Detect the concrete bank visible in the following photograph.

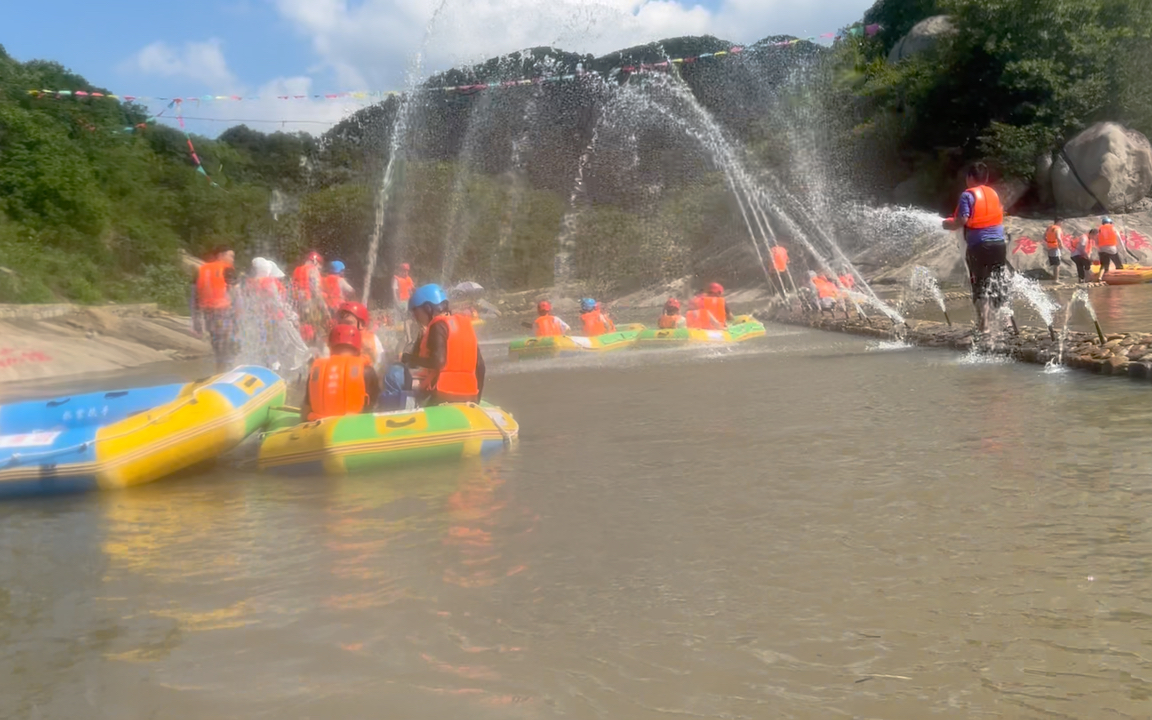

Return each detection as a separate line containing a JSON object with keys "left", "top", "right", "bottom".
{"left": 0, "top": 304, "right": 209, "bottom": 385}
{"left": 757, "top": 306, "right": 1152, "bottom": 381}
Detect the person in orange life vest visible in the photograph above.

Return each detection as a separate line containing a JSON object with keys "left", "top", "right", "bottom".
{"left": 248, "top": 257, "right": 287, "bottom": 301}
{"left": 321, "top": 260, "right": 354, "bottom": 313}
{"left": 300, "top": 324, "right": 381, "bottom": 421}
{"left": 534, "top": 301, "right": 570, "bottom": 337}
{"left": 1044, "top": 219, "right": 1065, "bottom": 284}
{"left": 1097, "top": 216, "right": 1125, "bottom": 275}
{"left": 292, "top": 250, "right": 323, "bottom": 304}
{"left": 336, "top": 301, "right": 384, "bottom": 367}
{"left": 392, "top": 263, "right": 416, "bottom": 309}
{"left": 658, "top": 298, "right": 686, "bottom": 329}
{"left": 808, "top": 271, "right": 840, "bottom": 313}
{"left": 685, "top": 297, "right": 725, "bottom": 330}
{"left": 770, "top": 245, "right": 789, "bottom": 274}
{"left": 697, "top": 283, "right": 733, "bottom": 326}
{"left": 190, "top": 246, "right": 238, "bottom": 372}
{"left": 837, "top": 268, "right": 856, "bottom": 291}
{"left": 578, "top": 299, "right": 615, "bottom": 336}
{"left": 401, "top": 284, "right": 485, "bottom": 406}
{"left": 942, "top": 162, "right": 1007, "bottom": 334}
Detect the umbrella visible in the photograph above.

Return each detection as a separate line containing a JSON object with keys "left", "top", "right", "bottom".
{"left": 452, "top": 281, "right": 484, "bottom": 294}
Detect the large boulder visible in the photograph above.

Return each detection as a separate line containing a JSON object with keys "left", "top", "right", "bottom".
{"left": 1051, "top": 122, "right": 1152, "bottom": 214}
{"left": 888, "top": 16, "right": 956, "bottom": 64}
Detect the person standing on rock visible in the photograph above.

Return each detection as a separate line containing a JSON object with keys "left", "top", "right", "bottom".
{"left": 1044, "top": 219, "right": 1064, "bottom": 284}
{"left": 1070, "top": 230, "right": 1094, "bottom": 283}
{"left": 1097, "top": 217, "right": 1124, "bottom": 275}
{"left": 942, "top": 162, "right": 1007, "bottom": 334}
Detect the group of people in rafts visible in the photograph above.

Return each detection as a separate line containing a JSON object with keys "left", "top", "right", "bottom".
{"left": 191, "top": 248, "right": 481, "bottom": 423}
{"left": 531, "top": 283, "right": 737, "bottom": 338}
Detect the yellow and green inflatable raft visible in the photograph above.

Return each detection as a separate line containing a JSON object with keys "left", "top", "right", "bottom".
{"left": 508, "top": 324, "right": 645, "bottom": 360}
{"left": 634, "top": 316, "right": 767, "bottom": 347}
{"left": 257, "top": 403, "right": 518, "bottom": 476}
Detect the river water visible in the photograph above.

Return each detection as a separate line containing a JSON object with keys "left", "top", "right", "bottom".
{"left": 3, "top": 323, "right": 1152, "bottom": 719}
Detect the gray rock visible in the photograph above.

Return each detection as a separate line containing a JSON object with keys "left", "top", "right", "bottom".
{"left": 888, "top": 16, "right": 957, "bottom": 64}
{"left": 1052, "top": 122, "right": 1152, "bottom": 213}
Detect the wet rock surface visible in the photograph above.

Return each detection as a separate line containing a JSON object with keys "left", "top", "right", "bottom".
{"left": 756, "top": 305, "right": 1152, "bottom": 382}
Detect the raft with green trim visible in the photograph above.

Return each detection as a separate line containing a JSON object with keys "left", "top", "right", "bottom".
{"left": 634, "top": 315, "right": 767, "bottom": 347}
{"left": 508, "top": 324, "right": 645, "bottom": 360}
{"left": 257, "top": 402, "right": 518, "bottom": 476}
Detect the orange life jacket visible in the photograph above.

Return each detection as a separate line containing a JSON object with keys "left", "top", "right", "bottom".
{"left": 322, "top": 274, "right": 345, "bottom": 309}
{"left": 697, "top": 296, "right": 727, "bottom": 326}
{"left": 196, "top": 260, "right": 232, "bottom": 310}
{"left": 1044, "top": 225, "right": 1062, "bottom": 250}
{"left": 958, "top": 185, "right": 1004, "bottom": 229}
{"left": 307, "top": 355, "right": 370, "bottom": 420}
{"left": 394, "top": 275, "right": 415, "bottom": 302}
{"left": 419, "top": 314, "right": 479, "bottom": 401}
{"left": 1098, "top": 224, "right": 1120, "bottom": 249}
{"left": 658, "top": 314, "right": 682, "bottom": 329}
{"left": 770, "top": 246, "right": 789, "bottom": 273}
{"left": 813, "top": 278, "right": 838, "bottom": 299}
{"left": 534, "top": 315, "right": 565, "bottom": 337}
{"left": 581, "top": 311, "right": 609, "bottom": 337}
{"left": 685, "top": 309, "right": 723, "bottom": 330}
{"left": 293, "top": 264, "right": 318, "bottom": 301}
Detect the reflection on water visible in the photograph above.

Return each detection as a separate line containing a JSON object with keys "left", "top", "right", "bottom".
{"left": 3, "top": 326, "right": 1152, "bottom": 718}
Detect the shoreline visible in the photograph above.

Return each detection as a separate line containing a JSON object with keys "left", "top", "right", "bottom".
{"left": 757, "top": 306, "right": 1152, "bottom": 381}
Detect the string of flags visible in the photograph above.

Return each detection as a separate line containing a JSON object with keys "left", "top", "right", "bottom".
{"left": 25, "top": 24, "right": 882, "bottom": 106}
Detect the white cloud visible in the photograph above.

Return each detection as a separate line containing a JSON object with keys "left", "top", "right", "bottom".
{"left": 270, "top": 0, "right": 872, "bottom": 90}
{"left": 126, "top": 38, "right": 242, "bottom": 93}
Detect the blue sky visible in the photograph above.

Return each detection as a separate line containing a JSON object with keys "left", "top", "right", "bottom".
{"left": 4, "top": 0, "right": 874, "bottom": 135}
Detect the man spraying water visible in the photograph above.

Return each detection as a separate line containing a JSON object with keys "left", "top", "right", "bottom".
{"left": 943, "top": 162, "right": 1007, "bottom": 334}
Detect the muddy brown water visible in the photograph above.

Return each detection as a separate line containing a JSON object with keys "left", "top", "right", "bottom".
{"left": 2, "top": 321, "right": 1152, "bottom": 719}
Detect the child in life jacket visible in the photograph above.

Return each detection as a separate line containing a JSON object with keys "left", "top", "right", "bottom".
{"left": 299, "top": 324, "right": 381, "bottom": 421}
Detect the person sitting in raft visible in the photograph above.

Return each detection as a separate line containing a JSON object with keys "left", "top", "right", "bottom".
{"left": 336, "top": 301, "right": 384, "bottom": 368}
{"left": 579, "top": 298, "right": 615, "bottom": 336}
{"left": 685, "top": 297, "right": 725, "bottom": 330}
{"left": 697, "top": 283, "right": 734, "bottom": 326}
{"left": 658, "top": 298, "right": 686, "bottom": 329}
{"left": 1097, "top": 216, "right": 1125, "bottom": 275}
{"left": 300, "top": 324, "right": 381, "bottom": 421}
{"left": 534, "top": 301, "right": 570, "bottom": 337}
{"left": 402, "top": 284, "right": 486, "bottom": 406}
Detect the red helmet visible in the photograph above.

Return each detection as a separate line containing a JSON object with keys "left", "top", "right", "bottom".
{"left": 399, "top": 263, "right": 410, "bottom": 271}
{"left": 328, "top": 324, "right": 362, "bottom": 352}
{"left": 708, "top": 282, "right": 724, "bottom": 296}
{"left": 338, "top": 301, "right": 369, "bottom": 325}
{"left": 665, "top": 297, "right": 681, "bottom": 310}
{"left": 306, "top": 250, "right": 323, "bottom": 264}
{"left": 537, "top": 300, "right": 552, "bottom": 314}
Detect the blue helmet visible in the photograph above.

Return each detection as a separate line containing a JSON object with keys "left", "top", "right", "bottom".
{"left": 1101, "top": 216, "right": 1113, "bottom": 225}
{"left": 329, "top": 260, "right": 346, "bottom": 274}
{"left": 580, "top": 298, "right": 597, "bottom": 313}
{"left": 408, "top": 283, "right": 447, "bottom": 311}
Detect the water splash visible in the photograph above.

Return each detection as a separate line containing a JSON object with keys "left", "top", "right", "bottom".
{"left": 909, "top": 266, "right": 948, "bottom": 324}
{"left": 1007, "top": 274, "right": 1060, "bottom": 328}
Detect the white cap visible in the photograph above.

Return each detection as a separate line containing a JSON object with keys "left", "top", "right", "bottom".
{"left": 251, "top": 257, "right": 271, "bottom": 278}
{"left": 266, "top": 261, "right": 286, "bottom": 279}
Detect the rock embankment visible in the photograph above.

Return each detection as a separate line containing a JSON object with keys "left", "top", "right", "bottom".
{"left": 759, "top": 306, "right": 1152, "bottom": 381}
{"left": 0, "top": 304, "right": 209, "bottom": 385}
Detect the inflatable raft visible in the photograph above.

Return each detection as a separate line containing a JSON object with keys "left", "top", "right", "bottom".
{"left": 508, "top": 325, "right": 645, "bottom": 360}
{"left": 634, "top": 316, "right": 767, "bottom": 347}
{"left": 1102, "top": 266, "right": 1152, "bottom": 285}
{"left": 0, "top": 366, "right": 285, "bottom": 498}
{"left": 257, "top": 402, "right": 518, "bottom": 475}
